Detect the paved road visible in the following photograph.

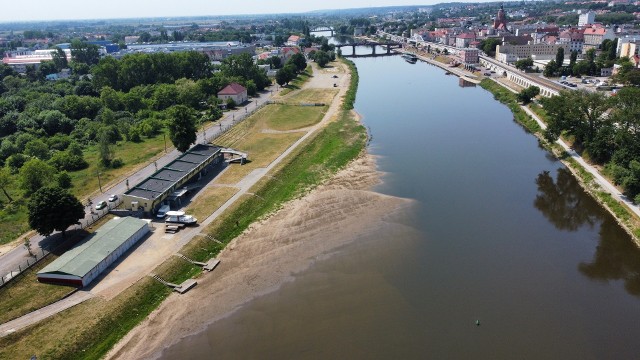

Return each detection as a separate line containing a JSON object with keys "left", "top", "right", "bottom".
{"left": 0, "top": 87, "right": 279, "bottom": 280}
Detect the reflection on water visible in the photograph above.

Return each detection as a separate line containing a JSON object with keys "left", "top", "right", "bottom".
{"left": 534, "top": 169, "right": 598, "bottom": 231}
{"left": 458, "top": 78, "right": 476, "bottom": 88}
{"left": 580, "top": 218, "right": 640, "bottom": 296}
{"left": 535, "top": 168, "right": 640, "bottom": 296}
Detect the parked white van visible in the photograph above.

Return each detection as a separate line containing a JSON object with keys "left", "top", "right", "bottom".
{"left": 156, "top": 204, "right": 170, "bottom": 218}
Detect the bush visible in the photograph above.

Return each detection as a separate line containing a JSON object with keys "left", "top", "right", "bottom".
{"left": 110, "top": 158, "right": 124, "bottom": 169}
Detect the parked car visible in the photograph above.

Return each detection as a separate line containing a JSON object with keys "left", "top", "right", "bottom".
{"left": 108, "top": 194, "right": 118, "bottom": 202}
{"left": 332, "top": 75, "right": 338, "bottom": 78}
{"left": 95, "top": 201, "right": 107, "bottom": 210}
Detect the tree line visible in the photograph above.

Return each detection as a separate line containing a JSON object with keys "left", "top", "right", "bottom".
{"left": 542, "top": 88, "right": 640, "bottom": 202}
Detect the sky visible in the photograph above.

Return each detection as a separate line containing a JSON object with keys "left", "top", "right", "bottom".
{"left": 0, "top": 0, "right": 440, "bottom": 22}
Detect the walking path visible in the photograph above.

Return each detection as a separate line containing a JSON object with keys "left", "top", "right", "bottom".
{"left": 0, "top": 291, "right": 93, "bottom": 337}
{"left": 0, "top": 62, "right": 351, "bottom": 336}
{"left": 522, "top": 106, "right": 640, "bottom": 219}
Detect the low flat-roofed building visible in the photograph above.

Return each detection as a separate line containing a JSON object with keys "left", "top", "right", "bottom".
{"left": 122, "top": 144, "right": 223, "bottom": 214}
{"left": 37, "top": 217, "right": 150, "bottom": 287}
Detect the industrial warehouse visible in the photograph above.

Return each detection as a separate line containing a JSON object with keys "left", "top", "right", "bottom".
{"left": 36, "top": 217, "right": 151, "bottom": 287}
{"left": 122, "top": 144, "right": 224, "bottom": 214}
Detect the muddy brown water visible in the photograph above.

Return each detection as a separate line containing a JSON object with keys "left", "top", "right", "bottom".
{"left": 161, "top": 54, "right": 640, "bottom": 360}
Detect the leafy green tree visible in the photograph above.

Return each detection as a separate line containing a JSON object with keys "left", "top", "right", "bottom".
{"left": 314, "top": 50, "right": 331, "bottom": 67}
{"left": 51, "top": 47, "right": 68, "bottom": 71}
{"left": 542, "top": 90, "right": 611, "bottom": 146}
{"left": 269, "top": 56, "right": 282, "bottom": 69}
{"left": 275, "top": 65, "right": 295, "bottom": 86}
{"left": 515, "top": 57, "right": 533, "bottom": 71}
{"left": 220, "top": 53, "right": 270, "bottom": 91}
{"left": 38, "top": 61, "right": 58, "bottom": 76}
{"left": 19, "top": 158, "right": 57, "bottom": 195}
{"left": 479, "top": 38, "right": 501, "bottom": 57}
{"left": 555, "top": 47, "right": 565, "bottom": 68}
{"left": 0, "top": 167, "right": 14, "bottom": 202}
{"left": 167, "top": 105, "right": 197, "bottom": 153}
{"left": 24, "top": 139, "right": 51, "bottom": 160}
{"left": 543, "top": 60, "right": 558, "bottom": 77}
{"left": 288, "top": 53, "right": 307, "bottom": 73}
{"left": 517, "top": 86, "right": 540, "bottom": 104}
{"left": 28, "top": 186, "right": 84, "bottom": 237}
{"left": 70, "top": 40, "right": 101, "bottom": 66}
{"left": 97, "top": 128, "right": 115, "bottom": 167}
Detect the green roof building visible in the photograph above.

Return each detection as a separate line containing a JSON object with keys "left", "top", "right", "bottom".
{"left": 37, "top": 217, "right": 150, "bottom": 287}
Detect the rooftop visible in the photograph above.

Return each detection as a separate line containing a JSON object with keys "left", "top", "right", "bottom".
{"left": 38, "top": 217, "right": 148, "bottom": 278}
{"left": 125, "top": 144, "right": 220, "bottom": 201}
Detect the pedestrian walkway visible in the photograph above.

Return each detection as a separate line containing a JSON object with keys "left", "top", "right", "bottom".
{"left": 0, "top": 291, "right": 93, "bottom": 338}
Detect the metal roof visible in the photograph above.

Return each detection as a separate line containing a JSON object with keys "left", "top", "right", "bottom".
{"left": 38, "top": 217, "right": 148, "bottom": 278}
{"left": 124, "top": 144, "right": 221, "bottom": 202}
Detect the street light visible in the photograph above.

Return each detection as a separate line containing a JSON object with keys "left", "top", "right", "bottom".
{"left": 163, "top": 133, "right": 167, "bottom": 153}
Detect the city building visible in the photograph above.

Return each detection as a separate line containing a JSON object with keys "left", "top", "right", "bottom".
{"left": 583, "top": 26, "right": 615, "bottom": 51}
{"left": 455, "top": 33, "right": 476, "bottom": 48}
{"left": 496, "top": 43, "right": 569, "bottom": 62}
{"left": 557, "top": 28, "right": 585, "bottom": 53}
{"left": 37, "top": 217, "right": 150, "bottom": 287}
{"left": 460, "top": 48, "right": 479, "bottom": 64}
{"left": 493, "top": 5, "right": 508, "bottom": 31}
{"left": 578, "top": 11, "right": 596, "bottom": 27}
{"left": 218, "top": 83, "right": 248, "bottom": 105}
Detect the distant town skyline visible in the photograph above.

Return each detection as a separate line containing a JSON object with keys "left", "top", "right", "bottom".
{"left": 0, "top": 0, "right": 485, "bottom": 23}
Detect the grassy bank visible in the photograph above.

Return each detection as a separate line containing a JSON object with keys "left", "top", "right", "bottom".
{"left": 0, "top": 61, "right": 367, "bottom": 360}
{"left": 479, "top": 79, "right": 541, "bottom": 134}
{"left": 341, "top": 58, "right": 359, "bottom": 110}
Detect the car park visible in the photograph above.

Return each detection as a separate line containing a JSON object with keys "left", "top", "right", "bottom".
{"left": 95, "top": 201, "right": 107, "bottom": 210}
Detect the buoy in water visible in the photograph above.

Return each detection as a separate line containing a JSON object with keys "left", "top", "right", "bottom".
{"left": 475, "top": 320, "right": 480, "bottom": 326}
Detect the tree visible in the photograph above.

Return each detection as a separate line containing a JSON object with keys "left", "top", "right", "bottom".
{"left": 70, "top": 40, "right": 101, "bottom": 66}
{"left": 543, "top": 60, "right": 558, "bottom": 77}
{"left": 0, "top": 167, "right": 14, "bottom": 202}
{"left": 517, "top": 86, "right": 540, "bottom": 104}
{"left": 269, "top": 56, "right": 282, "bottom": 69}
{"left": 314, "top": 50, "right": 331, "bottom": 67}
{"left": 479, "top": 38, "right": 501, "bottom": 57}
{"left": 51, "top": 47, "right": 68, "bottom": 71}
{"left": 555, "top": 47, "right": 565, "bottom": 69}
{"left": 275, "top": 65, "right": 295, "bottom": 86}
{"left": 28, "top": 186, "right": 84, "bottom": 237}
{"left": 515, "top": 57, "right": 533, "bottom": 71}
{"left": 97, "top": 128, "right": 115, "bottom": 167}
{"left": 167, "top": 105, "right": 197, "bottom": 153}
{"left": 19, "top": 158, "right": 57, "bottom": 195}
{"left": 288, "top": 53, "right": 307, "bottom": 73}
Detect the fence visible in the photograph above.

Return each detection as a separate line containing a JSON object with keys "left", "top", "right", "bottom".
{"left": 0, "top": 198, "right": 123, "bottom": 289}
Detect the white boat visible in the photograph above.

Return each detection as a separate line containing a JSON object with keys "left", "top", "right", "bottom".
{"left": 402, "top": 53, "right": 418, "bottom": 63}
{"left": 165, "top": 211, "right": 198, "bottom": 225}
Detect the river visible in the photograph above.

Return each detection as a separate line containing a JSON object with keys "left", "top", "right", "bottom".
{"left": 160, "top": 50, "right": 640, "bottom": 359}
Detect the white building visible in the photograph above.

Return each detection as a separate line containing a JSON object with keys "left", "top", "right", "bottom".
{"left": 217, "top": 83, "right": 248, "bottom": 105}
{"left": 578, "top": 11, "right": 596, "bottom": 27}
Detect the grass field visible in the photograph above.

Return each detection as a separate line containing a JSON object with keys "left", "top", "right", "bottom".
{"left": 186, "top": 186, "right": 239, "bottom": 222}
{"left": 0, "top": 258, "right": 75, "bottom": 325}
{"left": 285, "top": 88, "right": 338, "bottom": 105}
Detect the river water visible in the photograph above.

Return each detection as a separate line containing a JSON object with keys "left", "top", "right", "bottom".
{"left": 161, "top": 52, "right": 640, "bottom": 359}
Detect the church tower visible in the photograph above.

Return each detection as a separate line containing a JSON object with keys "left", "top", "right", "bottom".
{"left": 493, "top": 5, "right": 508, "bottom": 30}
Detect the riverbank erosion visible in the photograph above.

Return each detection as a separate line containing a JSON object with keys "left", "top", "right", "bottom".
{"left": 106, "top": 153, "right": 413, "bottom": 360}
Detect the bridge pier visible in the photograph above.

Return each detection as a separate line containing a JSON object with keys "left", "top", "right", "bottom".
{"left": 352, "top": 45, "right": 356, "bottom": 55}
{"left": 372, "top": 45, "right": 376, "bottom": 55}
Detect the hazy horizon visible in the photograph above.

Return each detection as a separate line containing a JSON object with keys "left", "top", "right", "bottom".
{"left": 0, "top": 0, "right": 493, "bottom": 23}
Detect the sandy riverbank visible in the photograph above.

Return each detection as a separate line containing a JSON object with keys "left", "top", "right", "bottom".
{"left": 105, "top": 153, "right": 413, "bottom": 360}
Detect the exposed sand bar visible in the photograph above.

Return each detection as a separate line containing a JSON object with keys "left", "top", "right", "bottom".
{"left": 105, "top": 154, "right": 413, "bottom": 360}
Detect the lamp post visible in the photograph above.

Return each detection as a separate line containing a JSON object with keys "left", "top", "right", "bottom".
{"left": 163, "top": 133, "right": 167, "bottom": 153}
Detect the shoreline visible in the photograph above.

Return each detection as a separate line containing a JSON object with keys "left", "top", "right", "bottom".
{"left": 105, "top": 153, "right": 414, "bottom": 360}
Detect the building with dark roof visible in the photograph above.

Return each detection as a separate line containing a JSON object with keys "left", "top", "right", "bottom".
{"left": 122, "top": 144, "right": 223, "bottom": 214}
{"left": 37, "top": 217, "right": 150, "bottom": 287}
